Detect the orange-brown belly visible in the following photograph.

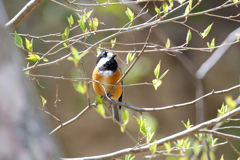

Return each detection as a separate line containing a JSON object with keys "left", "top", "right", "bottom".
{"left": 92, "top": 67, "right": 122, "bottom": 100}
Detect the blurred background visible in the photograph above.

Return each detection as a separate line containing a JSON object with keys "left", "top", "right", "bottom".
{"left": 1, "top": 0, "right": 240, "bottom": 159}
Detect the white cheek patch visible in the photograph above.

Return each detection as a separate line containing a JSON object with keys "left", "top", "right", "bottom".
{"left": 99, "top": 70, "right": 113, "bottom": 77}
{"left": 97, "top": 57, "right": 110, "bottom": 68}
{"left": 107, "top": 52, "right": 114, "bottom": 59}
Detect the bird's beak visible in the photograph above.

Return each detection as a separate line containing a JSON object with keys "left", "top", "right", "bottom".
{"left": 112, "top": 54, "right": 116, "bottom": 59}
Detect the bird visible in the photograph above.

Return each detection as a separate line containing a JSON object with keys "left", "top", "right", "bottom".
{"left": 92, "top": 51, "right": 123, "bottom": 123}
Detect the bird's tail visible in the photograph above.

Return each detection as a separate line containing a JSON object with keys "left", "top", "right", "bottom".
{"left": 112, "top": 104, "right": 122, "bottom": 123}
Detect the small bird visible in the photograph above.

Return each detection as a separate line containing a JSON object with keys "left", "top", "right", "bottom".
{"left": 92, "top": 51, "right": 123, "bottom": 123}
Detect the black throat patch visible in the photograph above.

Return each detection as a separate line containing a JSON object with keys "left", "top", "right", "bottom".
{"left": 99, "top": 58, "right": 118, "bottom": 72}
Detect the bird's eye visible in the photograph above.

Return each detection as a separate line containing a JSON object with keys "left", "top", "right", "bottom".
{"left": 104, "top": 52, "right": 108, "bottom": 57}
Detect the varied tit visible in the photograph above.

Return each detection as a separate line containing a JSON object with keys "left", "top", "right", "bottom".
{"left": 92, "top": 51, "right": 123, "bottom": 123}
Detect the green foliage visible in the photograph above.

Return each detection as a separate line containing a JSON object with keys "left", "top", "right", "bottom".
{"left": 225, "top": 95, "right": 236, "bottom": 110}
{"left": 150, "top": 140, "right": 157, "bottom": 154}
{"left": 208, "top": 136, "right": 218, "bottom": 147}
{"left": 26, "top": 54, "right": 48, "bottom": 62}
{"left": 67, "top": 46, "right": 89, "bottom": 67}
{"left": 155, "top": 7, "right": 161, "bottom": 16}
{"left": 218, "top": 103, "right": 228, "bottom": 117}
{"left": 147, "top": 131, "right": 155, "bottom": 144}
{"left": 201, "top": 23, "right": 214, "bottom": 38}
{"left": 134, "top": 116, "right": 150, "bottom": 135}
{"left": 67, "top": 15, "right": 74, "bottom": 28}
{"left": 152, "top": 61, "right": 169, "bottom": 90}
{"left": 164, "top": 141, "right": 171, "bottom": 153}
{"left": 186, "top": 29, "right": 192, "bottom": 43}
{"left": 120, "top": 109, "right": 130, "bottom": 133}
{"left": 125, "top": 154, "right": 135, "bottom": 160}
{"left": 152, "top": 79, "right": 162, "bottom": 90}
{"left": 41, "top": 96, "right": 47, "bottom": 107}
{"left": 220, "top": 154, "right": 224, "bottom": 160}
{"left": 74, "top": 81, "right": 87, "bottom": 94}
{"left": 94, "top": 97, "right": 105, "bottom": 117}
{"left": 126, "top": 52, "right": 136, "bottom": 64}
{"left": 25, "top": 38, "right": 33, "bottom": 52}
{"left": 165, "top": 38, "right": 170, "bottom": 48}
{"left": 207, "top": 38, "right": 215, "bottom": 50}
{"left": 125, "top": 7, "right": 134, "bottom": 22}
{"left": 92, "top": 17, "right": 99, "bottom": 31}
{"left": 14, "top": 31, "right": 23, "bottom": 49}
{"left": 78, "top": 15, "right": 85, "bottom": 33}
{"left": 111, "top": 38, "right": 116, "bottom": 48}
{"left": 163, "top": 3, "right": 169, "bottom": 14}
{"left": 182, "top": 119, "right": 193, "bottom": 129}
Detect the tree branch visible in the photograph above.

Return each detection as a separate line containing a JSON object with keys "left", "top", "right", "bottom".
{"left": 5, "top": 0, "right": 44, "bottom": 29}
{"left": 62, "top": 105, "right": 240, "bottom": 160}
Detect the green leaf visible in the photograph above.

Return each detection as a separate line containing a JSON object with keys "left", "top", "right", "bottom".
{"left": 186, "top": 29, "right": 192, "bottom": 43}
{"left": 152, "top": 79, "right": 162, "bottom": 90}
{"left": 93, "top": 17, "right": 98, "bottom": 31}
{"left": 70, "top": 46, "right": 79, "bottom": 60}
{"left": 163, "top": 3, "right": 169, "bottom": 14}
{"left": 86, "top": 10, "right": 93, "bottom": 18}
{"left": 67, "top": 15, "right": 74, "bottom": 27}
{"left": 220, "top": 155, "right": 224, "bottom": 160}
{"left": 26, "top": 54, "right": 40, "bottom": 62}
{"left": 78, "top": 15, "right": 85, "bottom": 33}
{"left": 147, "top": 131, "right": 154, "bottom": 144}
{"left": 154, "top": 61, "right": 161, "bottom": 79}
{"left": 225, "top": 95, "right": 236, "bottom": 110}
{"left": 159, "top": 69, "right": 169, "bottom": 80}
{"left": 120, "top": 125, "right": 126, "bottom": 133}
{"left": 218, "top": 103, "right": 227, "bottom": 117}
{"left": 94, "top": 97, "right": 105, "bottom": 117}
{"left": 189, "top": 0, "right": 193, "bottom": 8}
{"left": 233, "top": 0, "right": 238, "bottom": 2}
{"left": 184, "top": 4, "right": 190, "bottom": 15}
{"left": 183, "top": 138, "right": 190, "bottom": 149}
{"left": 207, "top": 38, "right": 215, "bottom": 49}
{"left": 64, "top": 27, "right": 69, "bottom": 39}
{"left": 41, "top": 96, "right": 47, "bottom": 107}
{"left": 140, "top": 120, "right": 146, "bottom": 134}
{"left": 134, "top": 116, "right": 142, "bottom": 126}
{"left": 126, "top": 52, "right": 136, "bottom": 64}
{"left": 165, "top": 38, "right": 170, "bottom": 48}
{"left": 14, "top": 31, "right": 23, "bottom": 48}
{"left": 125, "top": 154, "right": 135, "bottom": 160}
{"left": 68, "top": 46, "right": 89, "bottom": 67}
{"left": 125, "top": 7, "right": 134, "bottom": 22}
{"left": 74, "top": 82, "right": 87, "bottom": 94}
{"left": 111, "top": 38, "right": 116, "bottom": 48}
{"left": 150, "top": 140, "right": 157, "bottom": 154}
{"left": 193, "top": 140, "right": 200, "bottom": 154}
{"left": 201, "top": 23, "right": 214, "bottom": 38}
{"left": 182, "top": 119, "right": 193, "bottom": 129}
{"left": 121, "top": 109, "right": 129, "bottom": 123}
{"left": 164, "top": 141, "right": 171, "bottom": 153}
{"left": 155, "top": 7, "right": 161, "bottom": 16}
{"left": 169, "top": 0, "right": 174, "bottom": 8}
{"left": 25, "top": 38, "right": 33, "bottom": 51}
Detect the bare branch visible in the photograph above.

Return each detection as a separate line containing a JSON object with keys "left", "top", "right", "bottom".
{"left": 5, "top": 0, "right": 44, "bottom": 29}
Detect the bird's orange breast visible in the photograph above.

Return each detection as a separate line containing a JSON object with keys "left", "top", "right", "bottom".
{"left": 92, "top": 67, "right": 122, "bottom": 100}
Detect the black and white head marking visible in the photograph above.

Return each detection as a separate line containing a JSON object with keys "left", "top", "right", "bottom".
{"left": 96, "top": 51, "right": 118, "bottom": 76}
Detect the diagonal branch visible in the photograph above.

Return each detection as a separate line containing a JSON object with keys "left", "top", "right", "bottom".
{"left": 5, "top": 0, "right": 44, "bottom": 29}
{"left": 61, "top": 105, "right": 240, "bottom": 160}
